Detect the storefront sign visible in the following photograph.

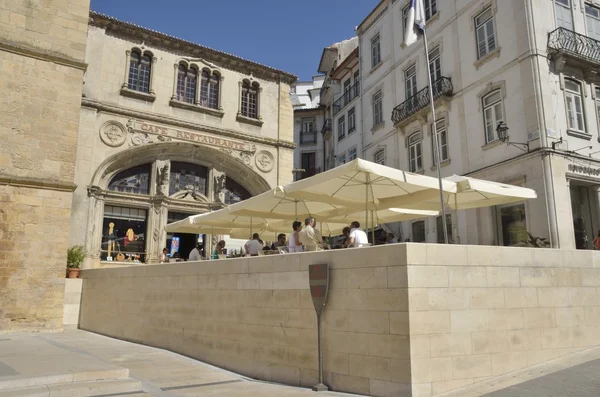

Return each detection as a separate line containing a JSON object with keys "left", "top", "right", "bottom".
{"left": 134, "top": 121, "right": 251, "bottom": 152}
{"left": 568, "top": 164, "right": 600, "bottom": 177}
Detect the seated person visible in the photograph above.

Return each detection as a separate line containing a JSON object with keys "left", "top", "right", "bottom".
{"left": 271, "top": 234, "right": 287, "bottom": 250}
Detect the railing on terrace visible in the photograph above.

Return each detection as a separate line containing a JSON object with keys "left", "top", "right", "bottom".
{"left": 391, "top": 77, "right": 453, "bottom": 125}
{"left": 333, "top": 81, "right": 360, "bottom": 116}
{"left": 548, "top": 27, "right": 600, "bottom": 65}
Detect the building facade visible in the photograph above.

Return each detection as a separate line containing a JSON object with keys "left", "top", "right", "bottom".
{"left": 0, "top": 0, "right": 90, "bottom": 331}
{"left": 73, "top": 13, "right": 296, "bottom": 268}
{"left": 351, "top": 0, "right": 600, "bottom": 249}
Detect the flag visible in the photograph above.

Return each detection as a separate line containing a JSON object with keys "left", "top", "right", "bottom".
{"left": 403, "top": 0, "right": 426, "bottom": 48}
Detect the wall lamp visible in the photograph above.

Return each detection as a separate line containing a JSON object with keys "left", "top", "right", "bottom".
{"left": 496, "top": 122, "right": 530, "bottom": 153}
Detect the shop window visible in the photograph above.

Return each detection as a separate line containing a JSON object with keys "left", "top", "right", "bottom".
{"left": 412, "top": 220, "right": 426, "bottom": 242}
{"left": 224, "top": 178, "right": 251, "bottom": 204}
{"left": 497, "top": 203, "right": 527, "bottom": 246}
{"left": 169, "top": 162, "right": 208, "bottom": 196}
{"left": 108, "top": 164, "right": 151, "bottom": 195}
{"left": 101, "top": 205, "right": 147, "bottom": 262}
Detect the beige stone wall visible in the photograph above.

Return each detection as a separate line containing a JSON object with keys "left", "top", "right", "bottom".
{"left": 0, "top": 0, "right": 89, "bottom": 331}
{"left": 63, "top": 279, "right": 83, "bottom": 328}
{"left": 78, "top": 244, "right": 600, "bottom": 396}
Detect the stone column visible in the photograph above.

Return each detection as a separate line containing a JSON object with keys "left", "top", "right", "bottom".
{"left": 122, "top": 50, "right": 131, "bottom": 89}
{"left": 84, "top": 186, "right": 105, "bottom": 269}
{"left": 149, "top": 56, "right": 158, "bottom": 95}
{"left": 218, "top": 75, "right": 224, "bottom": 110}
{"left": 237, "top": 81, "right": 243, "bottom": 116}
{"left": 147, "top": 196, "right": 169, "bottom": 265}
{"left": 171, "top": 63, "right": 179, "bottom": 100}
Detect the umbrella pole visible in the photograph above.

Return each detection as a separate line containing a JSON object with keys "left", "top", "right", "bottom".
{"left": 371, "top": 210, "right": 375, "bottom": 245}
{"left": 424, "top": 30, "right": 449, "bottom": 244}
{"left": 295, "top": 201, "right": 298, "bottom": 221}
{"left": 365, "top": 178, "right": 369, "bottom": 235}
{"left": 454, "top": 194, "right": 459, "bottom": 244}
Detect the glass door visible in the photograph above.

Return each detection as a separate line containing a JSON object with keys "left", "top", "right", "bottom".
{"left": 570, "top": 184, "right": 594, "bottom": 250}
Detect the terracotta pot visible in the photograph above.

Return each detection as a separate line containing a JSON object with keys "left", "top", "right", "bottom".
{"left": 67, "top": 268, "right": 80, "bottom": 279}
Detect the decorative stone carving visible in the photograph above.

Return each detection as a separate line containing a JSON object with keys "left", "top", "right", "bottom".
{"left": 156, "top": 160, "right": 170, "bottom": 196}
{"left": 213, "top": 170, "right": 227, "bottom": 204}
{"left": 99, "top": 121, "right": 127, "bottom": 147}
{"left": 220, "top": 143, "right": 256, "bottom": 168}
{"left": 153, "top": 229, "right": 159, "bottom": 241}
{"left": 181, "top": 185, "right": 204, "bottom": 201}
{"left": 255, "top": 150, "right": 274, "bottom": 173}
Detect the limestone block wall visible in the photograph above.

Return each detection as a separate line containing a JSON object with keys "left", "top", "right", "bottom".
{"left": 78, "top": 244, "right": 600, "bottom": 397}
{"left": 0, "top": 0, "right": 90, "bottom": 331}
{"left": 63, "top": 279, "right": 83, "bottom": 329}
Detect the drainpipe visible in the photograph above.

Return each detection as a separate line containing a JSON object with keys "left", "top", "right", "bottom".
{"left": 526, "top": 0, "right": 559, "bottom": 247}
{"left": 322, "top": 106, "right": 327, "bottom": 171}
{"left": 358, "top": 33, "right": 365, "bottom": 158}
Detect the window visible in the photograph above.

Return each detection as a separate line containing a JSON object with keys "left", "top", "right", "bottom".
{"left": 301, "top": 152, "right": 317, "bottom": 179}
{"left": 102, "top": 205, "right": 148, "bottom": 262}
{"left": 354, "top": 69, "right": 360, "bottom": 90}
{"left": 403, "top": 6, "right": 411, "bottom": 42}
{"left": 338, "top": 153, "right": 346, "bottom": 165}
{"left": 348, "top": 107, "right": 356, "bottom": 133}
{"left": 586, "top": 4, "right": 600, "bottom": 41}
{"left": 555, "top": 0, "right": 573, "bottom": 30}
{"left": 483, "top": 90, "right": 504, "bottom": 143}
{"left": 436, "top": 214, "right": 452, "bottom": 243}
{"left": 373, "top": 89, "right": 383, "bottom": 127}
{"left": 201, "top": 70, "right": 220, "bottom": 109}
{"left": 412, "top": 221, "right": 426, "bottom": 243}
{"left": 408, "top": 133, "right": 423, "bottom": 172}
{"left": 338, "top": 115, "right": 346, "bottom": 141}
{"left": 169, "top": 162, "right": 208, "bottom": 196}
{"left": 498, "top": 203, "right": 527, "bottom": 246}
{"left": 128, "top": 50, "right": 152, "bottom": 93}
{"left": 371, "top": 33, "right": 381, "bottom": 68}
{"left": 475, "top": 7, "right": 496, "bottom": 59}
{"left": 348, "top": 147, "right": 357, "bottom": 161}
{"left": 405, "top": 65, "right": 418, "bottom": 99}
{"left": 301, "top": 118, "right": 316, "bottom": 144}
{"left": 241, "top": 80, "right": 260, "bottom": 119}
{"left": 431, "top": 119, "right": 448, "bottom": 164}
{"left": 424, "top": 0, "right": 437, "bottom": 21}
{"left": 224, "top": 178, "right": 251, "bottom": 205}
{"left": 429, "top": 47, "right": 442, "bottom": 95}
{"left": 176, "top": 64, "right": 197, "bottom": 104}
{"left": 596, "top": 87, "right": 600, "bottom": 130}
{"left": 374, "top": 149, "right": 385, "bottom": 165}
{"left": 108, "top": 164, "right": 151, "bottom": 195}
{"left": 565, "top": 79, "right": 586, "bottom": 133}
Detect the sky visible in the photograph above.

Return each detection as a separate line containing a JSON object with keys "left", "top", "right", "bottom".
{"left": 90, "top": 0, "right": 379, "bottom": 82}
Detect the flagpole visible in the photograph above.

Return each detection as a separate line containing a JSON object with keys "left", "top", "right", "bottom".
{"left": 422, "top": 30, "right": 449, "bottom": 244}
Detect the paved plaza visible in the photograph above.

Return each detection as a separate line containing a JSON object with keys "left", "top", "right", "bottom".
{"left": 0, "top": 330, "right": 599, "bottom": 396}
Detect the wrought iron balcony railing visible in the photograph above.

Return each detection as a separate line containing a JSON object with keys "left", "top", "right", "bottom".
{"left": 333, "top": 80, "right": 360, "bottom": 116}
{"left": 548, "top": 27, "right": 600, "bottom": 65}
{"left": 321, "top": 119, "right": 332, "bottom": 134}
{"left": 391, "top": 77, "right": 453, "bottom": 125}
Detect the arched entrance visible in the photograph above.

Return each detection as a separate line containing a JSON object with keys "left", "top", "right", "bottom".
{"left": 84, "top": 142, "right": 271, "bottom": 267}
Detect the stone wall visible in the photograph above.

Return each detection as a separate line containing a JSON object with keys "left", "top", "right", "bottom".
{"left": 78, "top": 244, "right": 600, "bottom": 397}
{"left": 0, "top": 0, "right": 89, "bottom": 331}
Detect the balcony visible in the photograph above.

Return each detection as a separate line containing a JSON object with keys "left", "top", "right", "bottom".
{"left": 548, "top": 27, "right": 600, "bottom": 72}
{"left": 333, "top": 81, "right": 360, "bottom": 116}
{"left": 321, "top": 119, "right": 332, "bottom": 134}
{"left": 391, "top": 77, "right": 453, "bottom": 126}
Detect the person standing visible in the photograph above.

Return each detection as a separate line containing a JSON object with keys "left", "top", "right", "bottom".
{"left": 189, "top": 243, "right": 202, "bottom": 261}
{"left": 244, "top": 233, "right": 263, "bottom": 256}
{"left": 298, "top": 217, "right": 322, "bottom": 251}
{"left": 347, "top": 221, "right": 369, "bottom": 248}
{"left": 288, "top": 221, "right": 303, "bottom": 253}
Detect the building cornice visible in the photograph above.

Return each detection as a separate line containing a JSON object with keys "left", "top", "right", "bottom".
{"left": 89, "top": 11, "right": 297, "bottom": 85}
{"left": 0, "top": 175, "right": 77, "bottom": 192}
{"left": 0, "top": 40, "right": 87, "bottom": 71}
{"left": 81, "top": 98, "right": 296, "bottom": 150}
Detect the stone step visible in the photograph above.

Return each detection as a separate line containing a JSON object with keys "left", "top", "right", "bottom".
{"left": 0, "top": 378, "right": 142, "bottom": 397}
{"left": 0, "top": 368, "right": 130, "bottom": 391}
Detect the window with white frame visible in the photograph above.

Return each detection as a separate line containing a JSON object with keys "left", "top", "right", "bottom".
{"left": 348, "top": 147, "right": 357, "bottom": 161}
{"left": 405, "top": 64, "right": 418, "bottom": 111}
{"left": 429, "top": 46, "right": 442, "bottom": 95}
{"left": 338, "top": 153, "right": 346, "bottom": 165}
{"left": 483, "top": 90, "right": 504, "bottom": 143}
{"left": 564, "top": 79, "right": 586, "bottom": 133}
{"left": 408, "top": 132, "right": 423, "bottom": 172}
{"left": 200, "top": 69, "right": 220, "bottom": 109}
{"left": 128, "top": 50, "right": 152, "bottom": 93}
{"left": 348, "top": 107, "right": 356, "bottom": 133}
{"left": 424, "top": 0, "right": 437, "bottom": 21}
{"left": 338, "top": 115, "right": 346, "bottom": 141}
{"left": 371, "top": 32, "right": 381, "bottom": 68}
{"left": 412, "top": 220, "right": 426, "bottom": 242}
{"left": 373, "top": 89, "right": 383, "bottom": 127}
{"left": 403, "top": 6, "right": 411, "bottom": 42}
{"left": 301, "top": 118, "right": 316, "bottom": 144}
{"left": 555, "top": 0, "right": 574, "bottom": 30}
{"left": 176, "top": 63, "right": 197, "bottom": 103}
{"left": 241, "top": 79, "right": 260, "bottom": 119}
{"left": 475, "top": 7, "right": 496, "bottom": 59}
{"left": 586, "top": 4, "right": 600, "bottom": 40}
{"left": 374, "top": 149, "right": 385, "bottom": 165}
{"left": 431, "top": 119, "right": 448, "bottom": 165}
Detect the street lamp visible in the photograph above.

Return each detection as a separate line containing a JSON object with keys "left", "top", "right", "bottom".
{"left": 496, "top": 122, "right": 530, "bottom": 152}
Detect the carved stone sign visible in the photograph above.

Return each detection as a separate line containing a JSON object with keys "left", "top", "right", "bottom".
{"left": 99, "top": 121, "right": 126, "bottom": 147}
{"left": 308, "top": 264, "right": 330, "bottom": 314}
{"left": 255, "top": 150, "right": 274, "bottom": 173}
{"left": 131, "top": 120, "right": 251, "bottom": 152}
{"left": 568, "top": 163, "right": 600, "bottom": 177}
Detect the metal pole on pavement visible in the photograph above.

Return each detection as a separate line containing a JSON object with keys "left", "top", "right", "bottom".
{"left": 423, "top": 30, "right": 449, "bottom": 244}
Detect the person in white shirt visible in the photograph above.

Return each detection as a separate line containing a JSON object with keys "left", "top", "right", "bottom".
{"left": 288, "top": 221, "right": 304, "bottom": 253}
{"left": 348, "top": 221, "right": 369, "bottom": 248}
{"left": 298, "top": 217, "right": 323, "bottom": 251}
{"left": 244, "top": 233, "right": 263, "bottom": 256}
{"left": 188, "top": 243, "right": 202, "bottom": 261}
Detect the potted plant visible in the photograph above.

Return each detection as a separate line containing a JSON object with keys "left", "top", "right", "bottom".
{"left": 67, "top": 245, "right": 85, "bottom": 278}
